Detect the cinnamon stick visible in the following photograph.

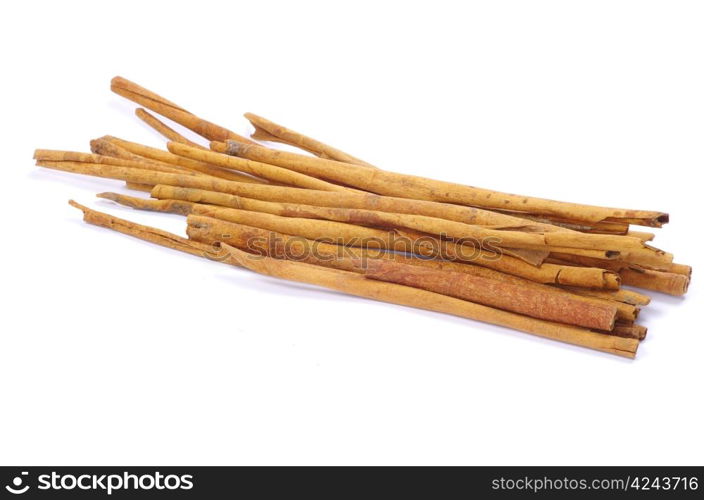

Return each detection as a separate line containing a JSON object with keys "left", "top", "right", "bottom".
{"left": 67, "top": 201, "right": 638, "bottom": 357}
{"left": 94, "top": 136, "right": 267, "bottom": 184}
{"left": 168, "top": 141, "right": 354, "bottom": 192}
{"left": 68, "top": 200, "right": 211, "bottom": 257}
{"left": 361, "top": 259, "right": 617, "bottom": 330}
{"left": 111, "top": 77, "right": 256, "bottom": 144}
{"left": 221, "top": 243, "right": 638, "bottom": 358}
{"left": 244, "top": 112, "right": 376, "bottom": 168}
{"left": 184, "top": 215, "right": 634, "bottom": 322}
{"left": 100, "top": 191, "right": 620, "bottom": 290}
{"left": 135, "top": 108, "right": 206, "bottom": 149}
{"left": 34, "top": 149, "right": 194, "bottom": 176}
{"left": 213, "top": 140, "right": 669, "bottom": 227}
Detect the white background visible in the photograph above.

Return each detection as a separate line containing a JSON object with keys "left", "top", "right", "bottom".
{"left": 1, "top": 1, "right": 702, "bottom": 465}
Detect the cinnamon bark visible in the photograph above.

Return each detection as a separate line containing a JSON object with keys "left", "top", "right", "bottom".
{"left": 221, "top": 244, "right": 638, "bottom": 358}
{"left": 135, "top": 108, "right": 206, "bottom": 149}
{"left": 95, "top": 136, "right": 267, "bottom": 184}
{"left": 34, "top": 149, "right": 194, "bottom": 176}
{"left": 244, "top": 112, "right": 376, "bottom": 168}
{"left": 213, "top": 140, "right": 669, "bottom": 227}
{"left": 168, "top": 141, "right": 354, "bottom": 192}
{"left": 111, "top": 77, "right": 255, "bottom": 144}
{"left": 361, "top": 259, "right": 617, "bottom": 330}
{"left": 99, "top": 192, "right": 620, "bottom": 290}
{"left": 67, "top": 201, "right": 638, "bottom": 358}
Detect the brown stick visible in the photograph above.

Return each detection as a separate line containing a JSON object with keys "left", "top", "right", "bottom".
{"left": 125, "top": 182, "right": 154, "bottom": 192}
{"left": 111, "top": 76, "right": 256, "bottom": 144}
{"left": 244, "top": 112, "right": 376, "bottom": 168}
{"left": 135, "top": 108, "right": 206, "bottom": 149}
{"left": 669, "top": 263, "right": 693, "bottom": 278}
{"left": 187, "top": 215, "right": 626, "bottom": 330}
{"left": 221, "top": 243, "right": 638, "bottom": 358}
{"left": 213, "top": 140, "right": 669, "bottom": 227}
{"left": 33, "top": 161, "right": 620, "bottom": 290}
{"left": 619, "top": 268, "right": 690, "bottom": 296}
{"left": 185, "top": 215, "right": 633, "bottom": 322}
{"left": 148, "top": 182, "right": 560, "bottom": 230}
{"left": 100, "top": 191, "right": 620, "bottom": 290}
{"left": 148, "top": 181, "right": 646, "bottom": 253}
{"left": 66, "top": 201, "right": 637, "bottom": 357}
{"left": 558, "top": 286, "right": 651, "bottom": 306}
{"left": 68, "top": 200, "right": 212, "bottom": 257}
{"left": 609, "top": 323, "right": 648, "bottom": 340}
{"left": 168, "top": 141, "right": 355, "bottom": 192}
{"left": 360, "top": 259, "right": 617, "bottom": 330}
{"left": 95, "top": 136, "right": 267, "bottom": 184}
{"left": 34, "top": 149, "right": 195, "bottom": 176}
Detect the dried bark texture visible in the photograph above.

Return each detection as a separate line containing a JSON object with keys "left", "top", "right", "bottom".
{"left": 221, "top": 243, "right": 638, "bottom": 358}
{"left": 111, "top": 77, "right": 256, "bottom": 144}
{"left": 244, "top": 112, "right": 376, "bottom": 168}
{"left": 125, "top": 182, "right": 154, "bottom": 192}
{"left": 106, "top": 192, "right": 619, "bottom": 289}
{"left": 168, "top": 141, "right": 353, "bottom": 192}
{"left": 619, "top": 268, "right": 690, "bottom": 296}
{"left": 669, "top": 263, "right": 693, "bottom": 278}
{"left": 558, "top": 286, "right": 651, "bottom": 306}
{"left": 66, "top": 200, "right": 640, "bottom": 357}
{"left": 148, "top": 182, "right": 559, "bottom": 230}
{"left": 148, "top": 179, "right": 647, "bottom": 253}
{"left": 214, "top": 140, "right": 669, "bottom": 227}
{"left": 34, "top": 149, "right": 194, "bottom": 176}
{"left": 96, "top": 136, "right": 267, "bottom": 184}
{"left": 187, "top": 215, "right": 620, "bottom": 329}
{"left": 34, "top": 159, "right": 622, "bottom": 290}
{"left": 362, "top": 259, "right": 617, "bottom": 330}
{"left": 135, "top": 108, "right": 206, "bottom": 149}
{"left": 609, "top": 323, "right": 648, "bottom": 340}
{"left": 68, "top": 200, "right": 211, "bottom": 257}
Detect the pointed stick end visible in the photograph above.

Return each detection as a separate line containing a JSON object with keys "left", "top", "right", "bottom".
{"left": 96, "top": 192, "right": 119, "bottom": 202}
{"left": 68, "top": 199, "right": 88, "bottom": 213}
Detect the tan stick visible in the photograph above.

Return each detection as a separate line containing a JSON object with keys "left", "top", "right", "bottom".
{"left": 95, "top": 136, "right": 267, "bottom": 184}
{"left": 619, "top": 268, "right": 690, "bottom": 296}
{"left": 148, "top": 180, "right": 646, "bottom": 253}
{"left": 609, "top": 323, "right": 648, "bottom": 340}
{"left": 111, "top": 76, "right": 256, "bottom": 144}
{"left": 558, "top": 286, "right": 651, "bottom": 306}
{"left": 550, "top": 254, "right": 690, "bottom": 296}
{"left": 34, "top": 149, "right": 195, "bottom": 176}
{"left": 627, "top": 231, "right": 655, "bottom": 242}
{"left": 187, "top": 216, "right": 623, "bottom": 330}
{"left": 550, "top": 251, "right": 674, "bottom": 274}
{"left": 670, "top": 263, "right": 693, "bottom": 278}
{"left": 125, "top": 182, "right": 154, "bottom": 192}
{"left": 244, "top": 112, "right": 376, "bottom": 168}
{"left": 67, "top": 201, "right": 636, "bottom": 357}
{"left": 89, "top": 138, "right": 195, "bottom": 190}
{"left": 361, "top": 259, "right": 617, "bottom": 330}
{"left": 90, "top": 137, "right": 162, "bottom": 164}
{"left": 506, "top": 213, "right": 631, "bottom": 234}
{"left": 168, "top": 141, "right": 354, "bottom": 192}
{"left": 135, "top": 108, "right": 206, "bottom": 149}
{"left": 148, "top": 182, "right": 559, "bottom": 230}
{"left": 213, "top": 140, "right": 668, "bottom": 227}
{"left": 99, "top": 192, "right": 620, "bottom": 289}
{"left": 221, "top": 243, "right": 638, "bottom": 358}
{"left": 185, "top": 215, "right": 633, "bottom": 322}
{"left": 68, "top": 200, "right": 212, "bottom": 257}
{"left": 32, "top": 161, "right": 619, "bottom": 290}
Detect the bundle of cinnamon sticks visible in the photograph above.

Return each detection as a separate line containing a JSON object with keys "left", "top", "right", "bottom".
{"left": 34, "top": 77, "right": 692, "bottom": 358}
